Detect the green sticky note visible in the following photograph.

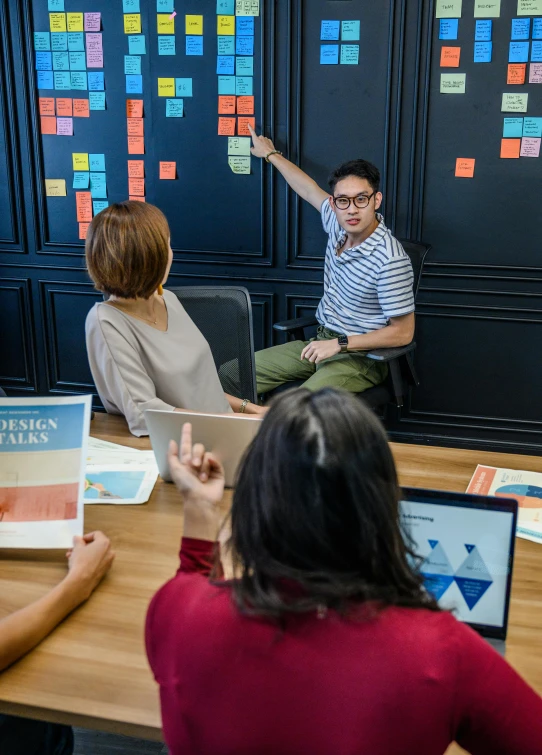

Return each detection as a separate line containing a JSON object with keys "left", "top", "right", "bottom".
{"left": 501, "top": 92, "right": 528, "bottom": 112}
{"left": 166, "top": 98, "right": 184, "bottom": 117}
{"left": 440, "top": 73, "right": 466, "bottom": 93}
{"left": 517, "top": 0, "right": 542, "bottom": 15}
{"left": 228, "top": 156, "right": 251, "bottom": 174}
{"left": 436, "top": 0, "right": 462, "bottom": 18}
{"left": 474, "top": 0, "right": 501, "bottom": 17}
{"left": 341, "top": 20, "right": 360, "bottom": 41}
{"left": 340, "top": 44, "right": 359, "bottom": 64}
{"left": 227, "top": 136, "right": 251, "bottom": 156}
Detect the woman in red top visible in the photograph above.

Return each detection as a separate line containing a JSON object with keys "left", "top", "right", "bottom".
{"left": 146, "top": 388, "right": 542, "bottom": 755}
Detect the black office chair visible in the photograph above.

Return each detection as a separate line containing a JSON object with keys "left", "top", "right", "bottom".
{"left": 167, "top": 286, "right": 258, "bottom": 404}
{"left": 0, "top": 387, "right": 6, "bottom": 397}
{"left": 271, "top": 240, "right": 431, "bottom": 410}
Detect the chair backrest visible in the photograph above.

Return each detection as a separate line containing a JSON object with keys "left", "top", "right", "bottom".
{"left": 0, "top": 387, "right": 6, "bottom": 397}
{"left": 397, "top": 240, "right": 431, "bottom": 299}
{"left": 167, "top": 286, "right": 257, "bottom": 404}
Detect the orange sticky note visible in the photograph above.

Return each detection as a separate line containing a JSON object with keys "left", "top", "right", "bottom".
{"left": 507, "top": 64, "right": 526, "bottom": 85}
{"left": 39, "top": 97, "right": 55, "bottom": 116}
{"left": 159, "top": 161, "right": 176, "bottom": 179}
{"left": 218, "top": 95, "right": 236, "bottom": 114}
{"left": 73, "top": 99, "right": 90, "bottom": 117}
{"left": 455, "top": 158, "right": 475, "bottom": 178}
{"left": 128, "top": 160, "right": 144, "bottom": 178}
{"left": 127, "top": 135, "right": 145, "bottom": 154}
{"left": 440, "top": 46, "right": 460, "bottom": 68}
{"left": 238, "top": 116, "right": 255, "bottom": 136}
{"left": 500, "top": 139, "right": 521, "bottom": 159}
{"left": 128, "top": 177, "right": 145, "bottom": 196}
{"left": 40, "top": 116, "right": 57, "bottom": 134}
{"left": 56, "top": 98, "right": 73, "bottom": 116}
{"left": 129, "top": 195, "right": 146, "bottom": 202}
{"left": 79, "top": 222, "right": 90, "bottom": 240}
{"left": 218, "top": 117, "right": 236, "bottom": 135}
{"left": 126, "top": 99, "right": 143, "bottom": 118}
{"left": 76, "top": 191, "right": 93, "bottom": 222}
{"left": 237, "top": 96, "right": 254, "bottom": 115}
{"left": 127, "top": 117, "right": 144, "bottom": 136}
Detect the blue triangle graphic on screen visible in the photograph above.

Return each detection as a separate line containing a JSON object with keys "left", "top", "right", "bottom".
{"left": 420, "top": 540, "right": 455, "bottom": 601}
{"left": 454, "top": 545, "right": 493, "bottom": 610}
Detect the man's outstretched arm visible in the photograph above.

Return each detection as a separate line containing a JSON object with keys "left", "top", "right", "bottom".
{"left": 249, "top": 125, "right": 329, "bottom": 211}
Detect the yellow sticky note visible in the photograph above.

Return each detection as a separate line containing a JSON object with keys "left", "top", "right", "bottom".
{"left": 474, "top": 0, "right": 501, "bottom": 17}
{"left": 158, "top": 78, "right": 175, "bottom": 97}
{"left": 49, "top": 12, "right": 67, "bottom": 32}
{"left": 45, "top": 179, "right": 67, "bottom": 197}
{"left": 435, "top": 0, "right": 462, "bottom": 18}
{"left": 72, "top": 153, "right": 89, "bottom": 171}
{"left": 217, "top": 15, "right": 235, "bottom": 34}
{"left": 518, "top": 0, "right": 542, "bottom": 15}
{"left": 67, "top": 13, "right": 84, "bottom": 32}
{"left": 228, "top": 156, "right": 251, "bottom": 174}
{"left": 236, "top": 0, "right": 259, "bottom": 15}
{"left": 157, "top": 14, "right": 175, "bottom": 34}
{"left": 185, "top": 14, "right": 203, "bottom": 34}
{"left": 124, "top": 14, "right": 141, "bottom": 34}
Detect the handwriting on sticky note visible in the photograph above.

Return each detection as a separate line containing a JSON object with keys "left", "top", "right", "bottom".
{"left": 217, "top": 15, "right": 235, "bottom": 35}
{"left": 41, "top": 116, "right": 57, "bottom": 134}
{"left": 45, "top": 179, "right": 66, "bottom": 196}
{"left": 501, "top": 92, "right": 528, "bottom": 112}
{"left": 67, "top": 12, "right": 83, "bottom": 32}
{"left": 440, "top": 73, "right": 466, "bottom": 92}
{"left": 440, "top": 46, "right": 460, "bottom": 67}
{"left": 517, "top": 0, "right": 542, "bottom": 16}
{"left": 73, "top": 152, "right": 89, "bottom": 171}
{"left": 228, "top": 156, "right": 251, "bottom": 174}
{"left": 237, "top": 116, "right": 255, "bottom": 136}
{"left": 455, "top": 158, "right": 475, "bottom": 177}
{"left": 73, "top": 99, "right": 89, "bottom": 117}
{"left": 157, "top": 14, "right": 175, "bottom": 33}
{"left": 84, "top": 12, "right": 101, "bottom": 31}
{"left": 129, "top": 195, "right": 146, "bottom": 202}
{"left": 218, "top": 117, "right": 236, "bottom": 135}
{"left": 474, "top": 0, "right": 501, "bottom": 17}
{"left": 76, "top": 191, "right": 93, "bottom": 221}
{"left": 128, "top": 160, "right": 145, "bottom": 178}
{"left": 185, "top": 14, "right": 203, "bottom": 34}
{"left": 435, "top": 1, "right": 462, "bottom": 19}
{"left": 127, "top": 136, "right": 145, "bottom": 154}
{"left": 530, "top": 63, "right": 542, "bottom": 83}
{"left": 127, "top": 117, "right": 144, "bottom": 136}
{"left": 56, "top": 97, "right": 72, "bottom": 116}
{"left": 520, "top": 137, "right": 541, "bottom": 156}
{"left": 128, "top": 177, "right": 145, "bottom": 196}
{"left": 124, "top": 14, "right": 141, "bottom": 34}
{"left": 49, "top": 13, "right": 67, "bottom": 32}
{"left": 507, "top": 64, "right": 526, "bottom": 84}
{"left": 126, "top": 99, "right": 143, "bottom": 118}
{"left": 227, "top": 136, "right": 251, "bottom": 156}
{"left": 56, "top": 116, "right": 73, "bottom": 135}
{"left": 158, "top": 78, "right": 175, "bottom": 97}
{"left": 500, "top": 138, "right": 521, "bottom": 158}
{"left": 39, "top": 97, "right": 55, "bottom": 115}
{"left": 237, "top": 95, "right": 254, "bottom": 114}
{"left": 160, "top": 161, "right": 176, "bottom": 179}
{"left": 79, "top": 222, "right": 90, "bottom": 240}
{"left": 218, "top": 95, "right": 236, "bottom": 114}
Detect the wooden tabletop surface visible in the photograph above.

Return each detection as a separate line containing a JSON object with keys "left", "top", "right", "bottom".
{"left": 1, "top": 412, "right": 541, "bottom": 750}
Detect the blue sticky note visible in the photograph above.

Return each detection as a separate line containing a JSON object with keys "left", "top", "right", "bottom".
{"left": 218, "top": 36, "right": 235, "bottom": 55}
{"left": 36, "top": 52, "right": 52, "bottom": 70}
{"left": 175, "top": 78, "right": 193, "bottom": 96}
{"left": 53, "top": 71, "right": 70, "bottom": 89}
{"left": 51, "top": 32, "right": 67, "bottom": 51}
{"left": 48, "top": 0, "right": 64, "bottom": 9}
{"left": 70, "top": 72, "right": 87, "bottom": 90}
{"left": 34, "top": 32, "right": 51, "bottom": 51}
{"left": 90, "top": 172, "right": 107, "bottom": 199}
{"left": 534, "top": 19, "right": 542, "bottom": 39}
{"left": 73, "top": 172, "right": 90, "bottom": 189}
{"left": 340, "top": 44, "right": 359, "bottom": 65}
{"left": 236, "top": 35, "right": 254, "bottom": 55}
{"left": 89, "top": 91, "right": 106, "bottom": 110}
{"left": 218, "top": 75, "right": 236, "bottom": 94}
{"left": 37, "top": 70, "right": 54, "bottom": 89}
{"left": 157, "top": 0, "right": 173, "bottom": 10}
{"left": 216, "top": 0, "right": 234, "bottom": 13}
{"left": 128, "top": 35, "right": 146, "bottom": 55}
{"left": 67, "top": 32, "right": 84, "bottom": 51}
{"left": 69, "top": 51, "right": 86, "bottom": 70}
{"left": 342, "top": 20, "right": 360, "bottom": 41}
{"left": 235, "top": 76, "right": 253, "bottom": 95}
{"left": 532, "top": 41, "right": 542, "bottom": 62}
{"left": 158, "top": 36, "right": 175, "bottom": 55}
{"left": 124, "top": 55, "right": 141, "bottom": 74}
{"left": 475, "top": 20, "right": 492, "bottom": 41}
{"left": 236, "top": 17, "right": 254, "bottom": 36}
{"left": 123, "top": 0, "right": 140, "bottom": 12}
{"left": 186, "top": 36, "right": 203, "bottom": 55}
{"left": 217, "top": 55, "right": 235, "bottom": 74}
{"left": 93, "top": 200, "right": 108, "bottom": 214}
{"left": 320, "top": 44, "right": 339, "bottom": 64}
{"left": 52, "top": 51, "right": 69, "bottom": 70}
{"left": 166, "top": 98, "right": 183, "bottom": 117}
{"left": 236, "top": 56, "right": 254, "bottom": 75}
{"left": 503, "top": 118, "right": 523, "bottom": 137}
{"left": 474, "top": 41, "right": 492, "bottom": 63}
{"left": 88, "top": 72, "right": 104, "bottom": 90}
{"left": 523, "top": 117, "right": 542, "bottom": 136}
{"left": 511, "top": 18, "right": 530, "bottom": 40}
{"left": 439, "top": 19, "right": 458, "bottom": 40}
{"left": 321, "top": 20, "right": 340, "bottom": 41}
{"left": 126, "top": 74, "right": 143, "bottom": 94}
{"left": 89, "top": 154, "right": 105, "bottom": 171}
{"left": 509, "top": 42, "right": 529, "bottom": 63}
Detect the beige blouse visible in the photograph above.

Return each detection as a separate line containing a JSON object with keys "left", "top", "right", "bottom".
{"left": 85, "top": 290, "right": 232, "bottom": 436}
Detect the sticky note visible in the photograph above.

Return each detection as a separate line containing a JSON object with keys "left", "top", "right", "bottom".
{"left": 474, "top": 42, "right": 492, "bottom": 62}
{"left": 49, "top": 13, "right": 67, "bottom": 32}
{"left": 186, "top": 15, "right": 203, "bottom": 34}
{"left": 53, "top": 72, "right": 70, "bottom": 89}
{"left": 176, "top": 78, "right": 193, "bottom": 96}
{"left": 124, "top": 14, "right": 141, "bottom": 34}
{"left": 93, "top": 200, "right": 108, "bottom": 214}
{"left": 236, "top": 76, "right": 253, "bottom": 95}
{"left": 39, "top": 97, "right": 55, "bottom": 115}
{"left": 186, "top": 36, "right": 203, "bottom": 55}
{"left": 166, "top": 99, "right": 183, "bottom": 117}
{"left": 217, "top": 0, "right": 235, "bottom": 13}
{"left": 157, "top": 14, "right": 175, "bottom": 33}
{"left": 88, "top": 72, "right": 104, "bottom": 90}
{"left": 218, "top": 36, "right": 235, "bottom": 55}
{"left": 48, "top": 0, "right": 64, "bottom": 9}
{"left": 237, "top": 95, "right": 254, "bottom": 114}
{"left": 79, "top": 222, "right": 90, "bottom": 240}
{"left": 218, "top": 75, "right": 236, "bottom": 94}
{"left": 158, "top": 78, "right": 175, "bottom": 96}
{"left": 34, "top": 32, "right": 51, "bottom": 51}
{"left": 76, "top": 191, "right": 93, "bottom": 221}
{"left": 441, "top": 46, "right": 460, "bottom": 67}
{"left": 37, "top": 71, "right": 54, "bottom": 88}
{"left": 236, "top": 56, "right": 254, "bottom": 75}
{"left": 236, "top": 17, "right": 254, "bottom": 35}
{"left": 51, "top": 32, "right": 67, "bottom": 50}
{"left": 227, "top": 136, "right": 251, "bottom": 155}
{"left": 157, "top": 0, "right": 174, "bottom": 9}
{"left": 501, "top": 92, "right": 528, "bottom": 111}
{"left": 340, "top": 45, "right": 359, "bottom": 64}
{"left": 129, "top": 35, "right": 146, "bottom": 54}
{"left": 73, "top": 99, "right": 89, "bottom": 117}
{"left": 509, "top": 42, "right": 529, "bottom": 63}
{"left": 439, "top": 19, "right": 459, "bottom": 39}
{"left": 126, "top": 75, "right": 143, "bottom": 94}
{"left": 128, "top": 177, "right": 145, "bottom": 196}
{"left": 128, "top": 160, "right": 144, "bottom": 177}
{"left": 342, "top": 20, "right": 360, "bottom": 41}
{"left": 523, "top": 117, "right": 542, "bottom": 136}
{"left": 90, "top": 172, "right": 107, "bottom": 199}
{"left": 70, "top": 72, "right": 87, "bottom": 90}
{"left": 160, "top": 161, "right": 176, "bottom": 179}
{"left": 436, "top": 1, "right": 462, "bottom": 18}
{"left": 159, "top": 36, "right": 176, "bottom": 55}
{"left": 123, "top": 0, "right": 140, "bottom": 11}
{"left": 238, "top": 116, "right": 255, "bottom": 135}
{"left": 73, "top": 172, "right": 90, "bottom": 189}
{"left": 86, "top": 48, "right": 103, "bottom": 68}
{"left": 127, "top": 99, "right": 143, "bottom": 117}
{"left": 503, "top": 118, "right": 523, "bottom": 137}
{"left": 56, "top": 98, "right": 72, "bottom": 116}
{"left": 128, "top": 136, "right": 145, "bottom": 154}
{"left": 534, "top": 18, "right": 542, "bottom": 38}
{"left": 529, "top": 62, "right": 542, "bottom": 82}
{"left": 73, "top": 153, "right": 89, "bottom": 170}
{"left": 84, "top": 13, "right": 101, "bottom": 32}
{"left": 219, "top": 95, "right": 236, "bottom": 113}
{"left": 455, "top": 158, "right": 475, "bottom": 177}
{"left": 320, "top": 45, "right": 339, "bottom": 64}
{"left": 218, "top": 117, "right": 236, "bottom": 135}
{"left": 474, "top": 0, "right": 501, "bottom": 16}
{"left": 236, "top": 0, "right": 259, "bottom": 16}
{"left": 228, "top": 156, "right": 251, "bottom": 174}
{"left": 89, "top": 92, "right": 106, "bottom": 110}
{"left": 507, "top": 64, "right": 526, "bottom": 84}
{"left": 125, "top": 55, "right": 142, "bottom": 75}
{"left": 67, "top": 13, "right": 83, "bottom": 32}
{"left": 321, "top": 20, "right": 339, "bottom": 40}
{"left": 217, "top": 16, "right": 235, "bottom": 35}
{"left": 532, "top": 42, "right": 542, "bottom": 61}
{"left": 520, "top": 137, "right": 541, "bottom": 156}
{"left": 440, "top": 73, "right": 466, "bottom": 92}
{"left": 236, "top": 36, "right": 254, "bottom": 55}
{"left": 40, "top": 116, "right": 57, "bottom": 134}
{"left": 36, "top": 52, "right": 53, "bottom": 71}
{"left": 52, "top": 51, "right": 69, "bottom": 70}
{"left": 56, "top": 116, "right": 73, "bottom": 135}
{"left": 67, "top": 32, "right": 84, "bottom": 51}
{"left": 475, "top": 20, "right": 492, "bottom": 40}
{"left": 500, "top": 138, "right": 521, "bottom": 158}
{"left": 89, "top": 154, "right": 105, "bottom": 171}
{"left": 512, "top": 18, "right": 530, "bottom": 39}
{"left": 69, "top": 51, "right": 86, "bottom": 70}
{"left": 517, "top": 0, "right": 542, "bottom": 15}
{"left": 217, "top": 55, "right": 235, "bottom": 74}
{"left": 45, "top": 179, "right": 66, "bottom": 196}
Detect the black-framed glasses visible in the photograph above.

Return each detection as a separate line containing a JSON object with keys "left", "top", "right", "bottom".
{"left": 332, "top": 192, "right": 375, "bottom": 210}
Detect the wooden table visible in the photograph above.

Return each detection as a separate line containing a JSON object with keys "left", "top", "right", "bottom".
{"left": 1, "top": 413, "right": 541, "bottom": 750}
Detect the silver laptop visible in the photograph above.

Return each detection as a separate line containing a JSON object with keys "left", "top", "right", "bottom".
{"left": 145, "top": 410, "right": 262, "bottom": 487}
{"left": 400, "top": 488, "right": 518, "bottom": 654}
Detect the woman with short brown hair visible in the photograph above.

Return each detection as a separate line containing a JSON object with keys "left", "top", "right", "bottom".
{"left": 85, "top": 202, "right": 263, "bottom": 436}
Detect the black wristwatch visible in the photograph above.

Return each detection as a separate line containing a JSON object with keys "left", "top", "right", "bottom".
{"left": 338, "top": 334, "right": 349, "bottom": 353}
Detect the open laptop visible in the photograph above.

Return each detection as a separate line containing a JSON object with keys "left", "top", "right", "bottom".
{"left": 400, "top": 488, "right": 518, "bottom": 654}
{"left": 144, "top": 410, "right": 262, "bottom": 487}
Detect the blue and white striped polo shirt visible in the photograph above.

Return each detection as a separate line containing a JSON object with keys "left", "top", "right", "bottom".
{"left": 315, "top": 201, "right": 414, "bottom": 336}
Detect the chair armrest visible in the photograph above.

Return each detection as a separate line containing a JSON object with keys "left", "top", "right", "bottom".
{"left": 273, "top": 316, "right": 318, "bottom": 333}
{"left": 365, "top": 341, "right": 416, "bottom": 362}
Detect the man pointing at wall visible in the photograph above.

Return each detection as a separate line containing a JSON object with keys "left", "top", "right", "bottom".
{"left": 249, "top": 125, "right": 416, "bottom": 397}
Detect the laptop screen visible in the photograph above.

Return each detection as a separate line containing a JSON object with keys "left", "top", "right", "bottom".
{"left": 400, "top": 489, "right": 517, "bottom": 639}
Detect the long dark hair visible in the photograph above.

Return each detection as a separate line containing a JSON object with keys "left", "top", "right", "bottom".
{"left": 224, "top": 387, "right": 439, "bottom": 619}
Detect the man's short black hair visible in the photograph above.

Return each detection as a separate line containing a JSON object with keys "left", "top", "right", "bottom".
{"left": 328, "top": 159, "right": 381, "bottom": 194}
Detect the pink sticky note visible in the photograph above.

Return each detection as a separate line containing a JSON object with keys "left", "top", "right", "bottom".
{"left": 169, "top": 10, "right": 177, "bottom": 18}
{"left": 86, "top": 33, "right": 103, "bottom": 51}
{"left": 520, "top": 137, "right": 541, "bottom": 158}
{"left": 529, "top": 63, "right": 542, "bottom": 84}
{"left": 84, "top": 12, "right": 101, "bottom": 32}
{"left": 56, "top": 117, "right": 73, "bottom": 136}
{"left": 86, "top": 50, "right": 104, "bottom": 67}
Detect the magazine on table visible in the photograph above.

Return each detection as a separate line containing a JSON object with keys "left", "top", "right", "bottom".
{"left": 84, "top": 437, "right": 159, "bottom": 505}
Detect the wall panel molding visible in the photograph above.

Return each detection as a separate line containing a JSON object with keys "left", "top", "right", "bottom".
{"left": 0, "top": 278, "right": 36, "bottom": 390}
